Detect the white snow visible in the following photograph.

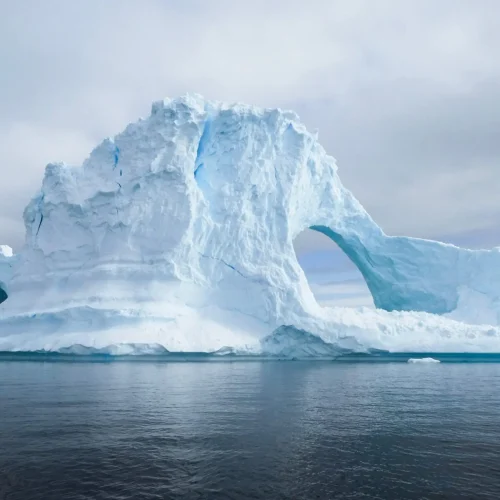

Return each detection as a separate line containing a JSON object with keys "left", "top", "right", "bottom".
{"left": 0, "top": 94, "right": 500, "bottom": 356}
{"left": 0, "top": 246, "right": 13, "bottom": 258}
{"left": 408, "top": 358, "right": 441, "bottom": 364}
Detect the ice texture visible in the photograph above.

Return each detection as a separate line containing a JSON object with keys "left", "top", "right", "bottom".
{"left": 1, "top": 94, "right": 499, "bottom": 355}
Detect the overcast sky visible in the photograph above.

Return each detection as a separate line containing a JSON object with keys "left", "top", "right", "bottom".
{"left": 1, "top": 0, "right": 499, "bottom": 265}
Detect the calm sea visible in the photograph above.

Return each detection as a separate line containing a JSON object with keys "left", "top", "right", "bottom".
{"left": 1, "top": 360, "right": 500, "bottom": 499}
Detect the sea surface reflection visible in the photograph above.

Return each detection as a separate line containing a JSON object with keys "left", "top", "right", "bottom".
{"left": 1, "top": 361, "right": 500, "bottom": 499}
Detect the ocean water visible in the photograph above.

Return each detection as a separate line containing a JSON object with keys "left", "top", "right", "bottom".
{"left": 1, "top": 360, "right": 500, "bottom": 499}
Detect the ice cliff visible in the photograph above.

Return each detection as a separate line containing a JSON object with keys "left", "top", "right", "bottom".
{"left": 1, "top": 94, "right": 499, "bottom": 356}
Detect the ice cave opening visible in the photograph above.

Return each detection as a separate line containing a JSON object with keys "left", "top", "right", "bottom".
{"left": 293, "top": 228, "right": 374, "bottom": 308}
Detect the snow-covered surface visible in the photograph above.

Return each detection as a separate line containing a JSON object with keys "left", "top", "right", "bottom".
{"left": 0, "top": 246, "right": 13, "bottom": 258}
{"left": 1, "top": 94, "right": 500, "bottom": 356}
{"left": 408, "top": 357, "right": 441, "bottom": 364}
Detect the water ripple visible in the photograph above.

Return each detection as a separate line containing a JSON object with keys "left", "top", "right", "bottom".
{"left": 1, "top": 362, "right": 500, "bottom": 499}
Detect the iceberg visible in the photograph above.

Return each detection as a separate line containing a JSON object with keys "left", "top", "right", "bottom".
{"left": 1, "top": 94, "right": 499, "bottom": 355}
{"left": 407, "top": 358, "right": 441, "bottom": 364}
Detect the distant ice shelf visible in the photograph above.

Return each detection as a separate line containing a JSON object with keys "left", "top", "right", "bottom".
{"left": 1, "top": 94, "right": 500, "bottom": 357}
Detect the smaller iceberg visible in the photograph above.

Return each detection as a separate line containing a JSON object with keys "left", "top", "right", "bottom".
{"left": 407, "top": 357, "right": 441, "bottom": 364}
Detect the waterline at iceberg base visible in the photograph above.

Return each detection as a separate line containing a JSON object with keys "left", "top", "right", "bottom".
{"left": 1, "top": 95, "right": 499, "bottom": 357}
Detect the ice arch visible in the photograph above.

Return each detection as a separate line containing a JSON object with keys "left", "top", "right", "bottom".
{"left": 308, "top": 222, "right": 500, "bottom": 317}
{"left": 309, "top": 224, "right": 413, "bottom": 311}
{"left": 308, "top": 224, "right": 454, "bottom": 314}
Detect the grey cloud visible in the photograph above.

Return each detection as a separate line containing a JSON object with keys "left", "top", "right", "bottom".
{"left": 294, "top": 77, "right": 500, "bottom": 242}
{"left": 1, "top": 0, "right": 499, "bottom": 252}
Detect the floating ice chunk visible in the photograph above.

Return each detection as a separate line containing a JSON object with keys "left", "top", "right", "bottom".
{"left": 408, "top": 357, "right": 441, "bottom": 364}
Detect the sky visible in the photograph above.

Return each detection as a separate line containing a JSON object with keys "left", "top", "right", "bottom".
{"left": 1, "top": 0, "right": 499, "bottom": 305}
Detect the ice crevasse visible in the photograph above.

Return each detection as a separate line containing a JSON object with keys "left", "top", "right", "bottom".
{"left": 1, "top": 94, "right": 500, "bottom": 356}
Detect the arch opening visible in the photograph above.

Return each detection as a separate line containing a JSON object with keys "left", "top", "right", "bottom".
{"left": 293, "top": 228, "right": 374, "bottom": 308}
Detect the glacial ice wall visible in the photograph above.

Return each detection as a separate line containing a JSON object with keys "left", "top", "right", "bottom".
{"left": 0, "top": 94, "right": 499, "bottom": 355}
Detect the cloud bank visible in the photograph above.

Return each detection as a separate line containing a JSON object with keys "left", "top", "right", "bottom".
{"left": 1, "top": 0, "right": 499, "bottom": 255}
